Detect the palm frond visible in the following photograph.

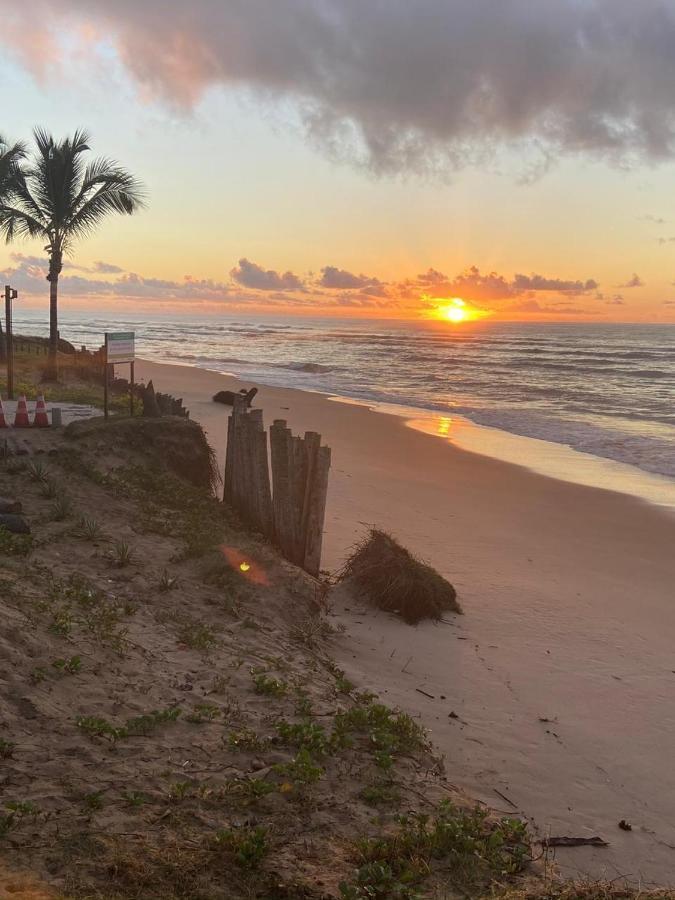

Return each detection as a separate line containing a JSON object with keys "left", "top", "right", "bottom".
{"left": 0, "top": 204, "right": 47, "bottom": 242}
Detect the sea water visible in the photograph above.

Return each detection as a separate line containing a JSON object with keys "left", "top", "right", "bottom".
{"left": 12, "top": 310, "right": 675, "bottom": 487}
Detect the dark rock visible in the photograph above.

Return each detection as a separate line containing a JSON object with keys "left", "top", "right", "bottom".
{"left": 0, "top": 497, "right": 22, "bottom": 514}
{"left": 213, "top": 387, "right": 258, "bottom": 407}
{"left": 0, "top": 514, "right": 30, "bottom": 534}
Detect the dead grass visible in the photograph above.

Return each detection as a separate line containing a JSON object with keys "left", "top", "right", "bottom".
{"left": 338, "top": 528, "right": 461, "bottom": 624}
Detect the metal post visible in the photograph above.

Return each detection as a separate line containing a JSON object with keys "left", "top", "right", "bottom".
{"left": 5, "top": 285, "right": 17, "bottom": 401}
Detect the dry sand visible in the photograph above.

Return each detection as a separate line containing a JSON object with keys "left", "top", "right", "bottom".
{"left": 136, "top": 359, "right": 675, "bottom": 887}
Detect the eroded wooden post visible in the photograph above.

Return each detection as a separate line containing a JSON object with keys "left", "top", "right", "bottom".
{"left": 303, "top": 445, "right": 331, "bottom": 577}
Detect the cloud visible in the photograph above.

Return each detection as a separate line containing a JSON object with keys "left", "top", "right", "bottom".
{"left": 657, "top": 236, "right": 675, "bottom": 245}
{"left": 407, "top": 266, "right": 599, "bottom": 302}
{"left": 617, "top": 273, "right": 645, "bottom": 288}
{"left": 9, "top": 1, "right": 675, "bottom": 175}
{"left": 640, "top": 214, "right": 667, "bottom": 225}
{"left": 93, "top": 260, "right": 124, "bottom": 274}
{"left": 605, "top": 295, "right": 625, "bottom": 305}
{"left": 513, "top": 273, "right": 599, "bottom": 294}
{"left": 230, "top": 258, "right": 304, "bottom": 292}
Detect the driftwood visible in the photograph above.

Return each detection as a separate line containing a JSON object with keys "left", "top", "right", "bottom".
{"left": 0, "top": 514, "right": 30, "bottom": 534}
{"left": 543, "top": 836, "right": 608, "bottom": 848}
{"left": 214, "top": 387, "right": 258, "bottom": 407}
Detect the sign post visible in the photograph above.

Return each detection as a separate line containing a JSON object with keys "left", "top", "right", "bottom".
{"left": 4, "top": 285, "right": 18, "bottom": 400}
{"left": 104, "top": 332, "right": 135, "bottom": 419}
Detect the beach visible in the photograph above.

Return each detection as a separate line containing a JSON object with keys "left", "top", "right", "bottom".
{"left": 137, "top": 358, "right": 675, "bottom": 886}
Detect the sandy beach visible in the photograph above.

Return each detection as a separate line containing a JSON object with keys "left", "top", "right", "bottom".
{"left": 136, "top": 359, "right": 675, "bottom": 887}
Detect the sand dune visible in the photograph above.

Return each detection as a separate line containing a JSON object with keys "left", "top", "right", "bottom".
{"left": 136, "top": 359, "right": 675, "bottom": 886}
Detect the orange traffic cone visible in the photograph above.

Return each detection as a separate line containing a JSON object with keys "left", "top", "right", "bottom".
{"left": 34, "top": 394, "right": 50, "bottom": 428}
{"left": 0, "top": 398, "right": 8, "bottom": 428}
{"left": 13, "top": 395, "right": 31, "bottom": 428}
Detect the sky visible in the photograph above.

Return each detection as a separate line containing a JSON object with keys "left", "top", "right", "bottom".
{"left": 1, "top": 1, "right": 675, "bottom": 323}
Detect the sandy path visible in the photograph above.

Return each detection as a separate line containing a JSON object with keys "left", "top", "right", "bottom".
{"left": 136, "top": 359, "right": 675, "bottom": 886}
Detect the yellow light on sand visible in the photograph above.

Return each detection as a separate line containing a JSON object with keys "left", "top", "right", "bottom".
{"left": 239, "top": 562, "right": 251, "bottom": 573}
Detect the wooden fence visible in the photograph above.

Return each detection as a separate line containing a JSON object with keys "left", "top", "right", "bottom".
{"left": 223, "top": 397, "right": 331, "bottom": 577}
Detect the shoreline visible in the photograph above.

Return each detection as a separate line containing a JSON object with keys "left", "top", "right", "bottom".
{"left": 136, "top": 358, "right": 675, "bottom": 885}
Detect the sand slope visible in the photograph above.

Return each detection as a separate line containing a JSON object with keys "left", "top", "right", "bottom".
{"left": 136, "top": 359, "right": 675, "bottom": 886}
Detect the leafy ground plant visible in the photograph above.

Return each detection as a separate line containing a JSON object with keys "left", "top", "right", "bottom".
{"left": 213, "top": 825, "right": 269, "bottom": 870}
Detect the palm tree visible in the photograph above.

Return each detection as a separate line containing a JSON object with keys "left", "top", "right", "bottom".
{"left": 0, "top": 135, "right": 26, "bottom": 361}
{"left": 0, "top": 129, "right": 145, "bottom": 379}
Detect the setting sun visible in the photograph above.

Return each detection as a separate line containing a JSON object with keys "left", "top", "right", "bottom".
{"left": 435, "top": 298, "right": 472, "bottom": 323}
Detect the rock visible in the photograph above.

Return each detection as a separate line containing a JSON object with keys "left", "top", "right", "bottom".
{"left": 0, "top": 513, "right": 30, "bottom": 534}
{"left": 0, "top": 497, "right": 22, "bottom": 514}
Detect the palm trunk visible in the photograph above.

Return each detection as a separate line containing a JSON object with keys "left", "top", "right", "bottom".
{"left": 45, "top": 250, "right": 62, "bottom": 381}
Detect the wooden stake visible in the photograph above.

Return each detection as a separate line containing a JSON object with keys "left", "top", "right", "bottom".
{"left": 303, "top": 444, "right": 331, "bottom": 577}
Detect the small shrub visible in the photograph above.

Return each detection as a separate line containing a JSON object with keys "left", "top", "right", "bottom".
{"left": 214, "top": 825, "right": 269, "bottom": 870}
{"left": 51, "top": 494, "right": 74, "bottom": 521}
{"left": 0, "top": 527, "right": 32, "bottom": 557}
{"left": 73, "top": 516, "right": 104, "bottom": 541}
{"left": 126, "top": 707, "right": 181, "bottom": 736}
{"left": 276, "top": 720, "right": 331, "bottom": 756}
{"left": 110, "top": 540, "right": 134, "bottom": 567}
{"left": 228, "top": 729, "right": 269, "bottom": 753}
{"left": 41, "top": 478, "right": 60, "bottom": 499}
{"left": 252, "top": 673, "right": 288, "bottom": 697}
{"left": 177, "top": 620, "right": 218, "bottom": 653}
{"left": 82, "top": 791, "right": 105, "bottom": 812}
{"left": 158, "top": 570, "right": 179, "bottom": 592}
{"left": 274, "top": 748, "right": 324, "bottom": 786}
{"left": 26, "top": 460, "right": 49, "bottom": 483}
{"left": 339, "top": 529, "right": 461, "bottom": 624}
{"left": 359, "top": 783, "right": 401, "bottom": 807}
{"left": 186, "top": 704, "right": 220, "bottom": 724}
{"left": 52, "top": 655, "right": 82, "bottom": 675}
{"left": 0, "top": 738, "right": 15, "bottom": 759}
{"left": 75, "top": 715, "right": 126, "bottom": 742}
{"left": 123, "top": 791, "right": 147, "bottom": 808}
{"left": 30, "top": 667, "right": 47, "bottom": 684}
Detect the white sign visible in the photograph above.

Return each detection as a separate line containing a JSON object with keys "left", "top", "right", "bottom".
{"left": 106, "top": 332, "right": 135, "bottom": 365}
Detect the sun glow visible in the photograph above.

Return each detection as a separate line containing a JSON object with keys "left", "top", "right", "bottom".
{"left": 436, "top": 298, "right": 472, "bottom": 323}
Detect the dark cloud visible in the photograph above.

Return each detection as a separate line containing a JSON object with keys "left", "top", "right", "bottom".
{"left": 230, "top": 258, "right": 304, "bottom": 292}
{"left": 8, "top": 1, "right": 675, "bottom": 175}
{"left": 605, "top": 295, "right": 625, "bottom": 305}
{"left": 513, "top": 274, "right": 599, "bottom": 294}
{"left": 640, "top": 214, "right": 667, "bottom": 225}
{"left": 617, "top": 273, "right": 645, "bottom": 288}
{"left": 657, "top": 236, "right": 675, "bottom": 245}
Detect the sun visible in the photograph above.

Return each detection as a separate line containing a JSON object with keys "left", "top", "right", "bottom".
{"left": 437, "top": 298, "right": 469, "bottom": 323}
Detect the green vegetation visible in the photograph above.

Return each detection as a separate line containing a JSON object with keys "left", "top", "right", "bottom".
{"left": 213, "top": 825, "right": 269, "bottom": 870}
{"left": 340, "top": 802, "right": 529, "bottom": 898}
{"left": 0, "top": 526, "right": 32, "bottom": 556}
{"left": 76, "top": 708, "right": 181, "bottom": 742}
{"left": 252, "top": 672, "right": 288, "bottom": 696}
{"left": 52, "top": 655, "right": 82, "bottom": 675}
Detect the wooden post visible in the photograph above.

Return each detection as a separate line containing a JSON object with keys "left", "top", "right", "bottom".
{"left": 130, "top": 361, "right": 135, "bottom": 417}
{"left": 303, "top": 445, "right": 331, "bottom": 577}
{"left": 103, "top": 335, "right": 109, "bottom": 419}
{"left": 270, "top": 420, "right": 294, "bottom": 559}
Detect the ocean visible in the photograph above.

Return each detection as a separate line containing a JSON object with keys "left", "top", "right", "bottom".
{"left": 11, "top": 309, "right": 675, "bottom": 485}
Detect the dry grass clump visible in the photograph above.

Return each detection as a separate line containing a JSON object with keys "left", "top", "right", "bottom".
{"left": 339, "top": 528, "right": 461, "bottom": 624}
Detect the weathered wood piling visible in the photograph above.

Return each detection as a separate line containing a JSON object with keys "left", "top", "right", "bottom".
{"left": 223, "top": 401, "right": 331, "bottom": 577}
